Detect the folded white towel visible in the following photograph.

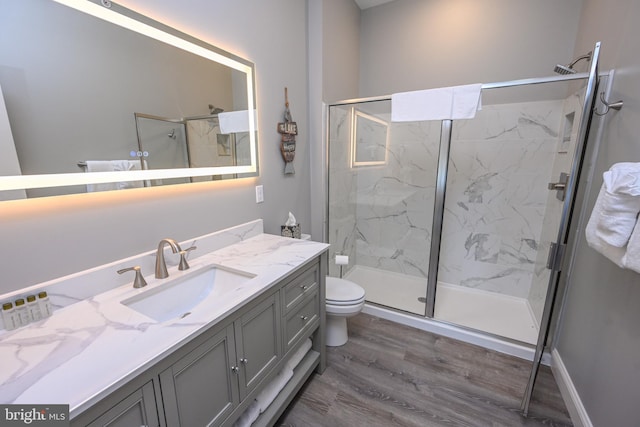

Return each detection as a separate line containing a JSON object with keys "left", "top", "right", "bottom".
{"left": 622, "top": 220, "right": 640, "bottom": 273}
{"left": 284, "top": 338, "right": 312, "bottom": 372}
{"left": 219, "top": 110, "right": 258, "bottom": 134}
{"left": 586, "top": 185, "right": 626, "bottom": 267}
{"left": 391, "top": 83, "right": 482, "bottom": 122}
{"left": 232, "top": 399, "right": 260, "bottom": 427}
{"left": 255, "top": 368, "right": 294, "bottom": 414}
{"left": 392, "top": 87, "right": 453, "bottom": 122}
{"left": 595, "top": 163, "right": 640, "bottom": 247}
{"left": 84, "top": 160, "right": 146, "bottom": 192}
{"left": 116, "top": 160, "right": 146, "bottom": 189}
{"left": 451, "top": 83, "right": 483, "bottom": 119}
{"left": 85, "top": 160, "right": 119, "bottom": 192}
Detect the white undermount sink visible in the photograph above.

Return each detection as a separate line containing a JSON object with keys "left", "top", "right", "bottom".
{"left": 121, "top": 265, "right": 255, "bottom": 322}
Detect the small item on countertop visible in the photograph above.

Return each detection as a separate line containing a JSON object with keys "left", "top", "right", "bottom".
{"left": 281, "top": 212, "right": 301, "bottom": 239}
{"left": 2, "top": 302, "right": 19, "bottom": 331}
{"left": 14, "top": 298, "right": 30, "bottom": 327}
{"left": 26, "top": 295, "right": 43, "bottom": 322}
{"left": 38, "top": 291, "right": 52, "bottom": 318}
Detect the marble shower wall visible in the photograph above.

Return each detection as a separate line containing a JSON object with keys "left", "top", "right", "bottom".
{"left": 328, "top": 105, "right": 358, "bottom": 277}
{"left": 327, "top": 102, "right": 441, "bottom": 278}
{"left": 439, "top": 100, "right": 563, "bottom": 299}
{"left": 353, "top": 119, "right": 441, "bottom": 277}
{"left": 328, "top": 97, "right": 573, "bottom": 316}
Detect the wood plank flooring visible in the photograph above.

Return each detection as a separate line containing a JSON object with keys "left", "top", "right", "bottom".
{"left": 277, "top": 313, "right": 572, "bottom": 427}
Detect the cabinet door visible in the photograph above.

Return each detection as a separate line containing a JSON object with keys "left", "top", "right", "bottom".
{"left": 234, "top": 293, "right": 281, "bottom": 399}
{"left": 86, "top": 382, "right": 159, "bottom": 427}
{"left": 160, "top": 325, "right": 239, "bottom": 427}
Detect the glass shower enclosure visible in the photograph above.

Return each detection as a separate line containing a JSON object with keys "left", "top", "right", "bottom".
{"left": 327, "top": 75, "right": 594, "bottom": 346}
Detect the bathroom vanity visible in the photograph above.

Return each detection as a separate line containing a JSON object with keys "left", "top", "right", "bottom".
{"left": 0, "top": 221, "right": 328, "bottom": 427}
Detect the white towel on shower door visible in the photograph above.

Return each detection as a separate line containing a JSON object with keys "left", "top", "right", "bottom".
{"left": 391, "top": 87, "right": 453, "bottom": 121}
{"left": 391, "top": 83, "right": 482, "bottom": 122}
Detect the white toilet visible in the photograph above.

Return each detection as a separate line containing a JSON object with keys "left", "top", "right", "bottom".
{"left": 325, "top": 276, "right": 366, "bottom": 347}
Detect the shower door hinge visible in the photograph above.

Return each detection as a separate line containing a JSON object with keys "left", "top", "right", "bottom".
{"left": 546, "top": 242, "right": 566, "bottom": 271}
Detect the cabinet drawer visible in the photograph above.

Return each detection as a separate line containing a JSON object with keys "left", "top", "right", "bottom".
{"left": 284, "top": 291, "right": 319, "bottom": 350}
{"left": 282, "top": 263, "right": 318, "bottom": 314}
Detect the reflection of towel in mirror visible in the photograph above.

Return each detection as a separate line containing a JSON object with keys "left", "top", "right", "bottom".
{"left": 116, "top": 160, "right": 146, "bottom": 189}
{"left": 84, "top": 160, "right": 145, "bottom": 192}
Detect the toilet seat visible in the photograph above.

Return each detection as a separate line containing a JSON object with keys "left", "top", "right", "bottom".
{"left": 326, "top": 277, "right": 365, "bottom": 304}
{"left": 326, "top": 296, "right": 365, "bottom": 306}
{"left": 325, "top": 276, "right": 366, "bottom": 347}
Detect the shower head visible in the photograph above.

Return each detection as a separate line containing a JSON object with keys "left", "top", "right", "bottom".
{"left": 208, "top": 104, "right": 224, "bottom": 115}
{"left": 554, "top": 52, "right": 592, "bottom": 75}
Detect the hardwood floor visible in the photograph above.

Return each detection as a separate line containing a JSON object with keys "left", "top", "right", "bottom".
{"left": 277, "top": 313, "right": 572, "bottom": 427}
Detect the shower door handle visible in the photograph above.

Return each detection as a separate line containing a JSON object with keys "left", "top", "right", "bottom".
{"left": 548, "top": 172, "right": 569, "bottom": 201}
{"left": 546, "top": 242, "right": 566, "bottom": 271}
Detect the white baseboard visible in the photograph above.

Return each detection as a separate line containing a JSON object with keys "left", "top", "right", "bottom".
{"left": 551, "top": 349, "right": 593, "bottom": 427}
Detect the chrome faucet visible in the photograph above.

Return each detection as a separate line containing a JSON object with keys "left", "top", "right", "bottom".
{"left": 155, "top": 238, "right": 182, "bottom": 279}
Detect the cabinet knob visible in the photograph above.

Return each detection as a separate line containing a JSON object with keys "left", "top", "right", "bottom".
{"left": 300, "top": 315, "right": 309, "bottom": 321}
{"left": 231, "top": 366, "right": 239, "bottom": 373}
{"left": 240, "top": 358, "right": 248, "bottom": 364}
{"left": 300, "top": 285, "right": 308, "bottom": 290}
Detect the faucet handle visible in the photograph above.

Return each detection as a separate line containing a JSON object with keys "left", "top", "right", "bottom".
{"left": 178, "top": 246, "right": 197, "bottom": 271}
{"left": 117, "top": 266, "right": 148, "bottom": 288}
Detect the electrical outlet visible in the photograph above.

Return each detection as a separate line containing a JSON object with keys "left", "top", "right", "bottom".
{"left": 255, "top": 185, "right": 264, "bottom": 203}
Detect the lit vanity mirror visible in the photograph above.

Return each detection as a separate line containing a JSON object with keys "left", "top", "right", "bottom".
{"left": 0, "top": 0, "right": 258, "bottom": 199}
{"left": 351, "top": 109, "right": 389, "bottom": 167}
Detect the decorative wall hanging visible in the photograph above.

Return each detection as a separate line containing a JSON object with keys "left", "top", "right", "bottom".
{"left": 278, "top": 87, "right": 297, "bottom": 175}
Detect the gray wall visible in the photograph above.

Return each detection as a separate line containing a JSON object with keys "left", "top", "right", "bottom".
{"left": 308, "top": 0, "right": 361, "bottom": 241}
{"left": 358, "top": 0, "right": 583, "bottom": 97}
{"left": 555, "top": 0, "right": 640, "bottom": 425}
{"left": 0, "top": 0, "right": 311, "bottom": 293}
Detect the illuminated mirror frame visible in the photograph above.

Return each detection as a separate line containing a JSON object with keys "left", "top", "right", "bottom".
{"left": 350, "top": 109, "right": 389, "bottom": 168}
{"left": 0, "top": 0, "right": 258, "bottom": 193}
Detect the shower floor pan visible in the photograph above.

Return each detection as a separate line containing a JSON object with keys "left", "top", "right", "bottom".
{"left": 344, "top": 265, "right": 538, "bottom": 345}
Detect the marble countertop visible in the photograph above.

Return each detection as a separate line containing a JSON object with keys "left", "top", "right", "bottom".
{"left": 0, "top": 233, "right": 328, "bottom": 417}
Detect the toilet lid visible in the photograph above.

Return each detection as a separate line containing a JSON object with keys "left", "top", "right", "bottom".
{"left": 326, "top": 276, "right": 365, "bottom": 304}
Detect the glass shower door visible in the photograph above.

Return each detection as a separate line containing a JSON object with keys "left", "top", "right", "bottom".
{"left": 433, "top": 80, "right": 589, "bottom": 344}
{"left": 327, "top": 99, "right": 441, "bottom": 315}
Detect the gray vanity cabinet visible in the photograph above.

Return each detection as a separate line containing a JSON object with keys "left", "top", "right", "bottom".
{"left": 235, "top": 293, "right": 282, "bottom": 400}
{"left": 74, "top": 253, "right": 326, "bottom": 427}
{"left": 159, "top": 325, "right": 239, "bottom": 427}
{"left": 85, "top": 382, "right": 159, "bottom": 427}
{"left": 160, "top": 292, "right": 281, "bottom": 427}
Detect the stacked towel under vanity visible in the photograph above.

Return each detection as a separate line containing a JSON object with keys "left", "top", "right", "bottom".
{"left": 233, "top": 338, "right": 313, "bottom": 427}
{"left": 586, "top": 162, "right": 640, "bottom": 272}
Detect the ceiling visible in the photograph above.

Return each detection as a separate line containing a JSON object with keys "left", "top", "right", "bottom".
{"left": 354, "top": 0, "right": 396, "bottom": 10}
